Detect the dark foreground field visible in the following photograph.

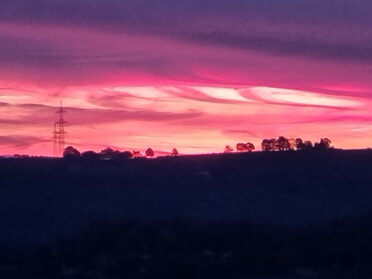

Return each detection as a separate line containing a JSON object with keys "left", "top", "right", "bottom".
{"left": 1, "top": 149, "right": 372, "bottom": 278}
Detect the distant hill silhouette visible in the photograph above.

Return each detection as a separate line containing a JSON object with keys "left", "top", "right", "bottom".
{"left": 1, "top": 149, "right": 372, "bottom": 244}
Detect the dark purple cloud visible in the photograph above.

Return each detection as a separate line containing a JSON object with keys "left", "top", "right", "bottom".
{"left": 1, "top": 0, "right": 371, "bottom": 26}
{"left": 1, "top": 0, "right": 372, "bottom": 69}
{"left": 185, "top": 31, "right": 372, "bottom": 62}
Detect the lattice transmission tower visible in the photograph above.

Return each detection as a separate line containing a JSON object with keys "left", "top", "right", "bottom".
{"left": 53, "top": 101, "right": 67, "bottom": 157}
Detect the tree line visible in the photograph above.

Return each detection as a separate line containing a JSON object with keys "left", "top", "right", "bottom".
{"left": 261, "top": 136, "right": 332, "bottom": 151}
{"left": 63, "top": 146, "right": 179, "bottom": 160}
{"left": 63, "top": 137, "right": 332, "bottom": 160}
{"left": 224, "top": 137, "right": 332, "bottom": 153}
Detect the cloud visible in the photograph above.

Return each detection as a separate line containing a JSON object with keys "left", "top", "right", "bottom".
{"left": 239, "top": 87, "right": 362, "bottom": 109}
{"left": 0, "top": 0, "right": 372, "bottom": 88}
{"left": 1, "top": 0, "right": 371, "bottom": 64}
{"left": 222, "top": 129, "right": 260, "bottom": 139}
{"left": 162, "top": 86, "right": 251, "bottom": 104}
{"left": 1, "top": 1, "right": 372, "bottom": 154}
{"left": 0, "top": 135, "right": 48, "bottom": 148}
{"left": 0, "top": 100, "right": 204, "bottom": 128}
{"left": 1, "top": 84, "right": 372, "bottom": 155}
{"left": 1, "top": 0, "right": 371, "bottom": 27}
{"left": 184, "top": 31, "right": 372, "bottom": 62}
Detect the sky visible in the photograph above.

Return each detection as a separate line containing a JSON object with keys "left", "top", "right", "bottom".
{"left": 1, "top": 0, "right": 372, "bottom": 156}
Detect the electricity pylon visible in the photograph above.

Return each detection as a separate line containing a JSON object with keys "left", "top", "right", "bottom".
{"left": 53, "top": 101, "right": 67, "bottom": 157}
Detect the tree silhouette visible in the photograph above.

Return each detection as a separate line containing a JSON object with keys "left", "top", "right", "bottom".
{"left": 132, "top": 150, "right": 143, "bottom": 158}
{"left": 314, "top": 138, "right": 332, "bottom": 150}
{"left": 295, "top": 138, "right": 304, "bottom": 150}
{"left": 63, "top": 146, "right": 81, "bottom": 158}
{"left": 100, "top": 147, "right": 120, "bottom": 160}
{"left": 322, "top": 138, "right": 332, "bottom": 148}
{"left": 118, "top": 151, "right": 133, "bottom": 159}
{"left": 288, "top": 138, "right": 297, "bottom": 150}
{"left": 145, "top": 148, "right": 155, "bottom": 157}
{"left": 236, "top": 143, "right": 247, "bottom": 152}
{"left": 302, "top": 140, "right": 314, "bottom": 150}
{"left": 261, "top": 139, "right": 276, "bottom": 151}
{"left": 171, "top": 148, "right": 179, "bottom": 156}
{"left": 246, "top": 142, "right": 255, "bottom": 152}
{"left": 275, "top": 136, "right": 290, "bottom": 151}
{"left": 236, "top": 143, "right": 255, "bottom": 152}
{"left": 224, "top": 145, "right": 234, "bottom": 153}
{"left": 81, "top": 150, "right": 100, "bottom": 160}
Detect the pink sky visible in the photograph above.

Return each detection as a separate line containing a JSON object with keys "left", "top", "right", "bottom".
{"left": 1, "top": 1, "right": 372, "bottom": 156}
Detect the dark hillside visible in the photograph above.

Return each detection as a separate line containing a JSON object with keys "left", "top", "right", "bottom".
{"left": 1, "top": 149, "right": 372, "bottom": 243}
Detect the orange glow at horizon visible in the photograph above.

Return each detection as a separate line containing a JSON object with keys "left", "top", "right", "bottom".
{"left": 1, "top": 83, "right": 372, "bottom": 157}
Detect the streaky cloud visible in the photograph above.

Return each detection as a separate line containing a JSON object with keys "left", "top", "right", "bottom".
{"left": 0, "top": 135, "right": 49, "bottom": 148}
{"left": 1, "top": 0, "right": 371, "bottom": 64}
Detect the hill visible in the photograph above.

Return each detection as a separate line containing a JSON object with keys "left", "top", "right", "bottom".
{"left": 1, "top": 149, "right": 372, "bottom": 243}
